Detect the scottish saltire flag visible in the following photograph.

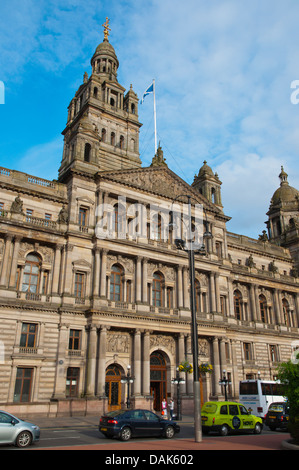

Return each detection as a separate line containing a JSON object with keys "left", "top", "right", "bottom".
{"left": 140, "top": 82, "right": 154, "bottom": 104}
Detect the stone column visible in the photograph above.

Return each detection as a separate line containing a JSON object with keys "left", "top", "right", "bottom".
{"left": 52, "top": 323, "right": 69, "bottom": 399}
{"left": 230, "top": 340, "right": 239, "bottom": 399}
{"left": 186, "top": 335, "right": 193, "bottom": 394}
{"left": 142, "top": 258, "right": 148, "bottom": 303}
{"left": 219, "top": 337, "right": 227, "bottom": 372}
{"left": 85, "top": 324, "right": 98, "bottom": 397}
{"left": 9, "top": 236, "right": 22, "bottom": 288}
{"left": 273, "top": 289, "right": 282, "bottom": 324}
{"left": 142, "top": 331, "right": 150, "bottom": 396}
{"left": 133, "top": 329, "right": 141, "bottom": 396}
{"left": 100, "top": 249, "right": 107, "bottom": 297}
{"left": 0, "top": 234, "right": 13, "bottom": 287}
{"left": 93, "top": 247, "right": 101, "bottom": 297}
{"left": 178, "top": 333, "right": 186, "bottom": 394}
{"left": 136, "top": 256, "right": 142, "bottom": 303}
{"left": 183, "top": 268, "right": 190, "bottom": 308}
{"left": 215, "top": 273, "right": 221, "bottom": 313}
{"left": 212, "top": 337, "right": 221, "bottom": 396}
{"left": 97, "top": 326, "right": 108, "bottom": 397}
{"left": 209, "top": 272, "right": 216, "bottom": 312}
{"left": 177, "top": 265, "right": 183, "bottom": 308}
{"left": 249, "top": 284, "right": 257, "bottom": 321}
{"left": 51, "top": 244, "right": 62, "bottom": 294}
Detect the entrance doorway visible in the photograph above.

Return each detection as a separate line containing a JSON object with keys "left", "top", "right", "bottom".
{"left": 150, "top": 351, "right": 167, "bottom": 411}
{"left": 105, "top": 364, "right": 122, "bottom": 411}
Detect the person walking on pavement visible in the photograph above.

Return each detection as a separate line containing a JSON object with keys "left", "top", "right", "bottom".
{"left": 161, "top": 398, "right": 168, "bottom": 419}
{"left": 169, "top": 398, "right": 174, "bottom": 419}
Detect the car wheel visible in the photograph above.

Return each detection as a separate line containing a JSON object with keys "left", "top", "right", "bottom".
{"left": 15, "top": 431, "right": 32, "bottom": 448}
{"left": 165, "top": 425, "right": 175, "bottom": 439}
{"left": 219, "top": 424, "right": 229, "bottom": 436}
{"left": 119, "top": 427, "right": 132, "bottom": 441}
{"left": 253, "top": 423, "right": 262, "bottom": 434}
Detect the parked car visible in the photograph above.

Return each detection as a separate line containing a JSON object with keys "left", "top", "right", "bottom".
{"left": 0, "top": 410, "right": 40, "bottom": 448}
{"left": 99, "top": 409, "right": 180, "bottom": 441}
{"left": 201, "top": 401, "right": 263, "bottom": 436}
{"left": 265, "top": 401, "right": 289, "bottom": 431}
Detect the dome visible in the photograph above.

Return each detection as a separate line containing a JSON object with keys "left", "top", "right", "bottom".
{"left": 197, "top": 160, "right": 215, "bottom": 178}
{"left": 270, "top": 166, "right": 299, "bottom": 205}
{"left": 92, "top": 39, "right": 119, "bottom": 66}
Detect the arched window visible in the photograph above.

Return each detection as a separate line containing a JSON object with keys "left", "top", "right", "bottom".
{"left": 120, "top": 135, "right": 125, "bottom": 149}
{"left": 93, "top": 87, "right": 98, "bottom": 98}
{"left": 101, "top": 128, "right": 106, "bottom": 142}
{"left": 110, "top": 264, "right": 123, "bottom": 301}
{"left": 259, "top": 295, "right": 267, "bottom": 323}
{"left": 234, "top": 290, "right": 242, "bottom": 320}
{"left": 111, "top": 132, "right": 115, "bottom": 146}
{"left": 152, "top": 272, "right": 163, "bottom": 307}
{"left": 22, "top": 254, "right": 41, "bottom": 293}
{"left": 131, "top": 103, "right": 135, "bottom": 114}
{"left": 84, "top": 143, "right": 91, "bottom": 162}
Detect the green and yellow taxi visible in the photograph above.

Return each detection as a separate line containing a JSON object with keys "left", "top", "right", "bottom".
{"left": 201, "top": 401, "right": 263, "bottom": 436}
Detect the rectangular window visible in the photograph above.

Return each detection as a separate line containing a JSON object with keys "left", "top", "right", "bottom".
{"left": 74, "top": 272, "right": 85, "bottom": 298}
{"left": 243, "top": 342, "right": 252, "bottom": 361}
{"left": 269, "top": 345, "right": 278, "bottom": 362}
{"left": 14, "top": 368, "right": 33, "bottom": 403}
{"left": 79, "top": 207, "right": 88, "bottom": 227}
{"left": 20, "top": 323, "right": 38, "bottom": 348}
{"left": 69, "top": 330, "right": 81, "bottom": 350}
{"left": 66, "top": 367, "right": 80, "bottom": 397}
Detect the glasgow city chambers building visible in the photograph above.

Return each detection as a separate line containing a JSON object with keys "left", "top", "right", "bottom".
{"left": 0, "top": 27, "right": 299, "bottom": 418}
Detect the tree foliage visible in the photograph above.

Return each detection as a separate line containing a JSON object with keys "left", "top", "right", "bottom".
{"left": 277, "top": 354, "right": 299, "bottom": 444}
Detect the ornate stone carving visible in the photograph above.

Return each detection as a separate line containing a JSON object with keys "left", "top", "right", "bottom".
{"left": 107, "top": 333, "right": 129, "bottom": 353}
{"left": 150, "top": 334, "right": 175, "bottom": 354}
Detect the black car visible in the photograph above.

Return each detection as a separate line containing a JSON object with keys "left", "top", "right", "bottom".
{"left": 265, "top": 402, "right": 289, "bottom": 431}
{"left": 99, "top": 409, "right": 180, "bottom": 441}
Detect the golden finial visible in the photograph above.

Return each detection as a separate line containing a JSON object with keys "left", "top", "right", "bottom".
{"left": 102, "top": 17, "right": 111, "bottom": 41}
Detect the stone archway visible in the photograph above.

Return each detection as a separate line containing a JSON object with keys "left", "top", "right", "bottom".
{"left": 150, "top": 351, "right": 169, "bottom": 411}
{"left": 105, "top": 364, "right": 122, "bottom": 411}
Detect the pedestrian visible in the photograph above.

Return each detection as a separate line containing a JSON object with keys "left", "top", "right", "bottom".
{"left": 161, "top": 397, "right": 168, "bottom": 418}
{"left": 169, "top": 398, "right": 174, "bottom": 419}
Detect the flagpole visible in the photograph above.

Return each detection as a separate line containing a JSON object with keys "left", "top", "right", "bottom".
{"left": 153, "top": 79, "right": 157, "bottom": 154}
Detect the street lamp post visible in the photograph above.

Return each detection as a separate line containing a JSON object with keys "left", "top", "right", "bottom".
{"left": 219, "top": 370, "right": 231, "bottom": 401}
{"left": 170, "top": 195, "right": 212, "bottom": 443}
{"left": 171, "top": 367, "right": 186, "bottom": 420}
{"left": 121, "top": 365, "right": 134, "bottom": 409}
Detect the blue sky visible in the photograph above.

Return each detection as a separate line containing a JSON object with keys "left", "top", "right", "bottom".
{"left": 0, "top": 0, "right": 299, "bottom": 238}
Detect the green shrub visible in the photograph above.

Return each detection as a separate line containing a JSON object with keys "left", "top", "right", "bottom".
{"left": 277, "top": 354, "right": 299, "bottom": 445}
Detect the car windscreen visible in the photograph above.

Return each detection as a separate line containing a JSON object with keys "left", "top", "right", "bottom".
{"left": 202, "top": 403, "right": 217, "bottom": 413}
{"left": 268, "top": 403, "right": 284, "bottom": 412}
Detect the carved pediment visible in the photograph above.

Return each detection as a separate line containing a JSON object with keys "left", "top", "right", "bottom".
{"left": 97, "top": 167, "right": 218, "bottom": 212}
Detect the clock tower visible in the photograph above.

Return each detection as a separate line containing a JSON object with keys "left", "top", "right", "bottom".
{"left": 58, "top": 19, "right": 142, "bottom": 182}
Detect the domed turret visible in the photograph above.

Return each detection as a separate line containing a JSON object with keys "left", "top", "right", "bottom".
{"left": 91, "top": 17, "right": 119, "bottom": 82}
{"left": 192, "top": 160, "right": 223, "bottom": 209}
{"left": 270, "top": 166, "right": 299, "bottom": 207}
{"left": 266, "top": 167, "right": 299, "bottom": 268}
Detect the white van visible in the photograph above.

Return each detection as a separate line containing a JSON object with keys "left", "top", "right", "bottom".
{"left": 239, "top": 380, "right": 285, "bottom": 418}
